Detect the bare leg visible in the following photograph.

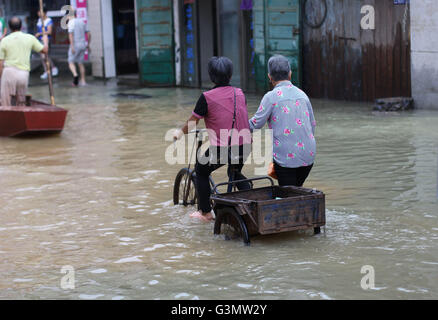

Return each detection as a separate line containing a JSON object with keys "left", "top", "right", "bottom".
{"left": 78, "top": 63, "right": 86, "bottom": 85}
{"left": 69, "top": 62, "right": 78, "bottom": 77}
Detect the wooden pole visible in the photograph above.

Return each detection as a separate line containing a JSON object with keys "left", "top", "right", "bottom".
{"left": 39, "top": 0, "right": 55, "bottom": 105}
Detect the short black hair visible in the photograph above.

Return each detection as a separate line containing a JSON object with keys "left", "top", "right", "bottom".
{"left": 9, "top": 17, "right": 22, "bottom": 32}
{"left": 208, "top": 56, "right": 233, "bottom": 86}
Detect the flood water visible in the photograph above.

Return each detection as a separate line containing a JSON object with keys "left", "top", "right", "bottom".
{"left": 0, "top": 79, "right": 437, "bottom": 300}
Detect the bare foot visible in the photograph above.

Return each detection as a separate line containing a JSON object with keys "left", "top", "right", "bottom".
{"left": 190, "top": 211, "right": 214, "bottom": 222}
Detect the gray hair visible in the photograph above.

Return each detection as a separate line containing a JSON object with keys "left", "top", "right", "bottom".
{"left": 268, "top": 55, "right": 291, "bottom": 82}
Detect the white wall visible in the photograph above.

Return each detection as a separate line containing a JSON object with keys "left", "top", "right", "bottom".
{"left": 410, "top": 0, "right": 438, "bottom": 109}
{"left": 87, "top": 0, "right": 116, "bottom": 78}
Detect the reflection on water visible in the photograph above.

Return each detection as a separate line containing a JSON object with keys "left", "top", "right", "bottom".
{"left": 0, "top": 80, "right": 437, "bottom": 299}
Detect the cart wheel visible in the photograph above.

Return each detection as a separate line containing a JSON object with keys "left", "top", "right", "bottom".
{"left": 173, "top": 168, "right": 197, "bottom": 206}
{"left": 314, "top": 227, "right": 321, "bottom": 235}
{"left": 214, "top": 208, "right": 250, "bottom": 245}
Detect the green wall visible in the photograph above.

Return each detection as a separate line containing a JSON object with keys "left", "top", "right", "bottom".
{"left": 135, "top": 0, "right": 302, "bottom": 90}
{"left": 254, "top": 0, "right": 302, "bottom": 91}
{"left": 136, "top": 0, "right": 175, "bottom": 86}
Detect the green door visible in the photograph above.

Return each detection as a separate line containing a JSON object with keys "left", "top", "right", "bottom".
{"left": 253, "top": 0, "right": 301, "bottom": 91}
{"left": 137, "top": 0, "right": 175, "bottom": 85}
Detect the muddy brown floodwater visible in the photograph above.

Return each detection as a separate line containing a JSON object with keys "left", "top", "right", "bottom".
{"left": 0, "top": 79, "right": 437, "bottom": 299}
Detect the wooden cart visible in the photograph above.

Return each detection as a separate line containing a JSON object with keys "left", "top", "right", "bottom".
{"left": 212, "top": 177, "right": 326, "bottom": 245}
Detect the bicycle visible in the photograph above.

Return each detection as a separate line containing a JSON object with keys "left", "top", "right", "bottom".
{"left": 173, "top": 129, "right": 245, "bottom": 207}
{"left": 173, "top": 129, "right": 260, "bottom": 242}
{"left": 173, "top": 130, "right": 325, "bottom": 245}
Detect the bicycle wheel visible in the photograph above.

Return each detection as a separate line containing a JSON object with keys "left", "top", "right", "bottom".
{"left": 214, "top": 208, "right": 250, "bottom": 245}
{"left": 173, "top": 168, "right": 198, "bottom": 206}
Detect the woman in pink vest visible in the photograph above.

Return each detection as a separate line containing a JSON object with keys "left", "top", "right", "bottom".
{"left": 174, "top": 57, "right": 252, "bottom": 222}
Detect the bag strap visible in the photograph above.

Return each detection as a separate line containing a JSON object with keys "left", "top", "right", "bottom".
{"left": 228, "top": 88, "right": 237, "bottom": 148}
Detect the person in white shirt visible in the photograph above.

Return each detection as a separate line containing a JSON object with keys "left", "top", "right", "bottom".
{"left": 35, "top": 9, "right": 58, "bottom": 80}
{"left": 67, "top": 10, "right": 91, "bottom": 87}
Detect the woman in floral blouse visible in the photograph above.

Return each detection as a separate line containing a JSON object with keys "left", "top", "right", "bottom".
{"left": 249, "top": 55, "right": 316, "bottom": 187}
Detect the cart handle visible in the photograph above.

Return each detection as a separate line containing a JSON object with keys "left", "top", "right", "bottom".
{"left": 213, "top": 176, "right": 275, "bottom": 194}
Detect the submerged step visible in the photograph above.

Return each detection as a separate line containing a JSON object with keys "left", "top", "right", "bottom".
{"left": 374, "top": 97, "right": 414, "bottom": 112}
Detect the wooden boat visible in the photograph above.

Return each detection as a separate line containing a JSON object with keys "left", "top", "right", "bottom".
{"left": 0, "top": 98, "right": 67, "bottom": 137}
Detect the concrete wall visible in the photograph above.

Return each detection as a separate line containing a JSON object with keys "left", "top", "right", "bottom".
{"left": 410, "top": 1, "right": 438, "bottom": 109}
{"left": 87, "top": 0, "right": 116, "bottom": 78}
{"left": 87, "top": 0, "right": 104, "bottom": 77}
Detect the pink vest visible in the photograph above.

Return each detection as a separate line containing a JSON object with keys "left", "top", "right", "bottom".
{"left": 203, "top": 87, "right": 252, "bottom": 147}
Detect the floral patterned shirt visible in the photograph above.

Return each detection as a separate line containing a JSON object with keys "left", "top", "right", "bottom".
{"left": 249, "top": 81, "right": 316, "bottom": 168}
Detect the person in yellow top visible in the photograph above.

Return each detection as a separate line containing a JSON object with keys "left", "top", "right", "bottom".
{"left": 0, "top": 17, "right": 48, "bottom": 106}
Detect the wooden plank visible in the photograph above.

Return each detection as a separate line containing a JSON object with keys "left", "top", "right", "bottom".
{"left": 360, "top": 0, "right": 371, "bottom": 101}
{"left": 141, "top": 61, "right": 175, "bottom": 74}
{"left": 267, "top": 11, "right": 298, "bottom": 25}
{"left": 368, "top": 0, "right": 376, "bottom": 101}
{"left": 141, "top": 23, "right": 172, "bottom": 35}
{"left": 141, "top": 35, "right": 172, "bottom": 48}
{"left": 393, "top": 22, "right": 402, "bottom": 97}
{"left": 350, "top": 1, "right": 363, "bottom": 100}
{"left": 138, "top": 0, "right": 172, "bottom": 7}
{"left": 374, "top": 0, "right": 382, "bottom": 99}
{"left": 319, "top": 0, "right": 327, "bottom": 99}
{"left": 334, "top": 0, "right": 344, "bottom": 99}
{"left": 268, "top": 39, "right": 299, "bottom": 51}
{"left": 404, "top": 3, "right": 412, "bottom": 97}
{"left": 386, "top": 1, "right": 393, "bottom": 97}
{"left": 343, "top": 1, "right": 352, "bottom": 100}
{"left": 400, "top": 6, "right": 408, "bottom": 96}
{"left": 140, "top": 73, "right": 175, "bottom": 84}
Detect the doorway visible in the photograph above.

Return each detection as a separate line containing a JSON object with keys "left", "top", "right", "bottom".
{"left": 112, "top": 0, "right": 138, "bottom": 75}
{"left": 217, "top": 0, "right": 241, "bottom": 87}
{"left": 180, "top": 0, "right": 255, "bottom": 91}
{"left": 198, "top": 0, "right": 217, "bottom": 87}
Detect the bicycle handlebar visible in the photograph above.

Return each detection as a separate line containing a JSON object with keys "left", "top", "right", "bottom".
{"left": 213, "top": 176, "right": 275, "bottom": 194}
{"left": 189, "top": 129, "right": 208, "bottom": 134}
